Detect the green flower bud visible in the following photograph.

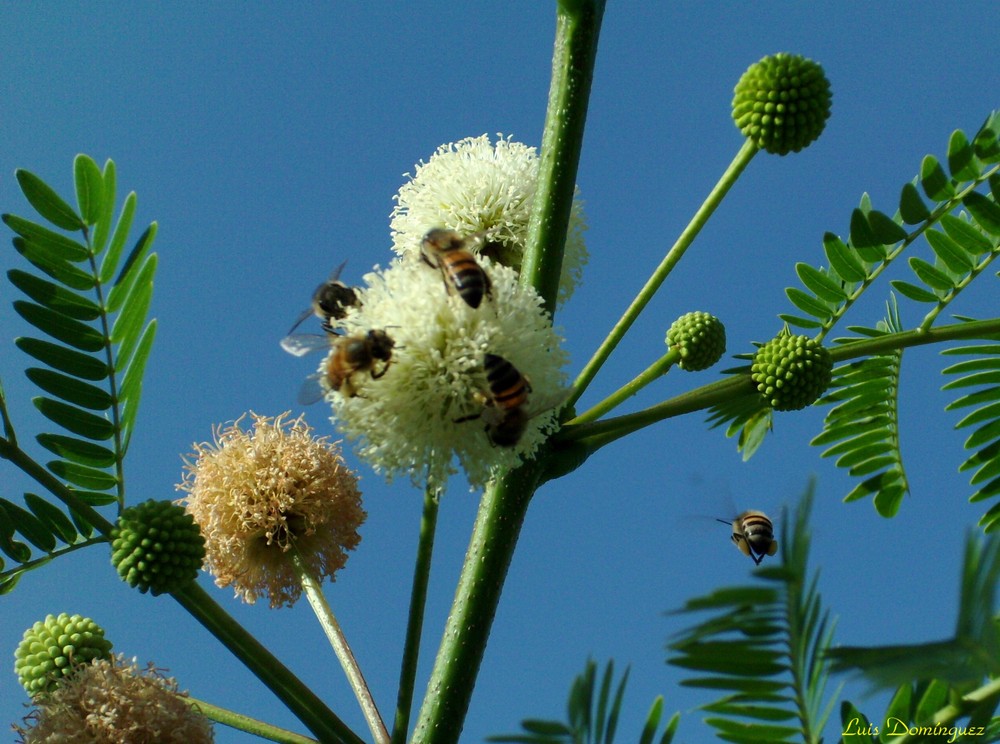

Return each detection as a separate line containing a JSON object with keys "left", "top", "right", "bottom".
{"left": 111, "top": 499, "right": 205, "bottom": 596}
{"left": 751, "top": 330, "right": 832, "bottom": 411}
{"left": 14, "top": 613, "right": 113, "bottom": 696}
{"left": 666, "top": 311, "right": 726, "bottom": 371}
{"left": 732, "top": 53, "right": 832, "bottom": 155}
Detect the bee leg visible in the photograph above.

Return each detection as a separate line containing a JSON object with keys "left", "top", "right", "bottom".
{"left": 370, "top": 361, "right": 391, "bottom": 380}
{"left": 453, "top": 413, "right": 481, "bottom": 424}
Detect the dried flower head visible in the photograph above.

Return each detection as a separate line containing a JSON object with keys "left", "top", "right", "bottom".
{"left": 15, "top": 656, "right": 213, "bottom": 744}
{"left": 323, "top": 255, "right": 568, "bottom": 492}
{"left": 390, "top": 133, "right": 588, "bottom": 303}
{"left": 177, "top": 412, "right": 365, "bottom": 608}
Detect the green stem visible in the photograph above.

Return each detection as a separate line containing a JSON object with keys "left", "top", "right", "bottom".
{"left": 391, "top": 484, "right": 441, "bottom": 744}
{"left": 569, "top": 348, "right": 681, "bottom": 425}
{"left": 411, "top": 462, "right": 542, "bottom": 744}
{"left": 520, "top": 0, "right": 606, "bottom": 316}
{"left": 171, "top": 582, "right": 364, "bottom": 744}
{"left": 559, "top": 316, "right": 1000, "bottom": 452}
{"left": 291, "top": 547, "right": 389, "bottom": 744}
{"left": 568, "top": 138, "right": 758, "bottom": 409}
{"left": 181, "top": 696, "right": 318, "bottom": 743}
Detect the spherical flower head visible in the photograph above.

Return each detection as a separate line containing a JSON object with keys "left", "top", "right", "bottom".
{"left": 389, "top": 133, "right": 588, "bottom": 304}
{"left": 666, "top": 311, "right": 726, "bottom": 371}
{"left": 323, "top": 255, "right": 568, "bottom": 492}
{"left": 751, "top": 329, "right": 832, "bottom": 411}
{"left": 14, "top": 613, "right": 113, "bottom": 697}
{"left": 110, "top": 499, "right": 205, "bottom": 596}
{"left": 15, "top": 655, "right": 213, "bottom": 744}
{"left": 732, "top": 53, "right": 831, "bottom": 155}
{"left": 177, "top": 412, "right": 365, "bottom": 608}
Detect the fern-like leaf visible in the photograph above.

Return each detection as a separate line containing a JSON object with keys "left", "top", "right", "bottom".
{"left": 942, "top": 333, "right": 1000, "bottom": 532}
{"left": 667, "top": 486, "right": 837, "bottom": 744}
{"left": 487, "top": 659, "right": 678, "bottom": 744}
{"left": 828, "top": 532, "right": 1000, "bottom": 686}
{"left": 811, "top": 297, "right": 908, "bottom": 516}
{"left": 0, "top": 156, "right": 155, "bottom": 585}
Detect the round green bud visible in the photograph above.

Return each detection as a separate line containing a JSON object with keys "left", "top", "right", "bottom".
{"left": 751, "top": 330, "right": 833, "bottom": 411}
{"left": 666, "top": 311, "right": 726, "bottom": 371}
{"left": 111, "top": 499, "right": 205, "bottom": 596}
{"left": 14, "top": 613, "right": 113, "bottom": 696}
{"left": 732, "top": 53, "right": 832, "bottom": 155}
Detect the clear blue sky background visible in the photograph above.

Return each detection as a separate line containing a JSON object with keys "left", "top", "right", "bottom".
{"left": 2, "top": 3, "right": 998, "bottom": 742}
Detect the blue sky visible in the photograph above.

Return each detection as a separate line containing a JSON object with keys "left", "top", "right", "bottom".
{"left": 1, "top": 3, "right": 998, "bottom": 742}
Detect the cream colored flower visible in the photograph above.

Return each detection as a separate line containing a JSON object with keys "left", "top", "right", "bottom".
{"left": 15, "top": 656, "right": 213, "bottom": 744}
{"left": 390, "top": 133, "right": 588, "bottom": 304}
{"left": 177, "top": 412, "right": 365, "bottom": 608}
{"left": 320, "top": 255, "right": 568, "bottom": 492}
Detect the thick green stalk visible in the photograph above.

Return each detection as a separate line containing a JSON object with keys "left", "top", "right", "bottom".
{"left": 391, "top": 485, "right": 441, "bottom": 744}
{"left": 171, "top": 582, "right": 364, "bottom": 744}
{"left": 411, "top": 463, "right": 542, "bottom": 743}
{"left": 520, "top": 0, "right": 606, "bottom": 315}
{"left": 568, "top": 139, "right": 758, "bottom": 409}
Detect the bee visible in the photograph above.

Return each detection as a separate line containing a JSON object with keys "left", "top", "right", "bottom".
{"left": 456, "top": 353, "right": 532, "bottom": 447}
{"left": 281, "top": 330, "right": 394, "bottom": 403}
{"left": 324, "top": 329, "right": 395, "bottom": 398}
{"left": 285, "top": 261, "right": 361, "bottom": 337}
{"left": 717, "top": 510, "right": 778, "bottom": 565}
{"left": 420, "top": 228, "right": 492, "bottom": 309}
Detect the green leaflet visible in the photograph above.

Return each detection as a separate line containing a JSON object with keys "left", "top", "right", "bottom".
{"left": 13, "top": 237, "right": 95, "bottom": 290}
{"left": 14, "top": 338, "right": 110, "bottom": 381}
{"left": 90, "top": 159, "right": 116, "bottom": 254}
{"left": 24, "top": 368, "right": 113, "bottom": 410}
{"left": 7, "top": 269, "right": 102, "bottom": 320}
{"left": 36, "top": 434, "right": 117, "bottom": 468}
{"left": 898, "top": 182, "right": 930, "bottom": 225}
{"left": 948, "top": 129, "right": 980, "bottom": 181}
{"left": 14, "top": 301, "right": 106, "bottom": 351}
{"left": 73, "top": 154, "right": 105, "bottom": 227}
{"left": 14, "top": 169, "right": 83, "bottom": 231}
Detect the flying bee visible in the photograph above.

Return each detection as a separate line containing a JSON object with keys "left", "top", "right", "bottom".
{"left": 717, "top": 510, "right": 778, "bottom": 565}
{"left": 420, "top": 228, "right": 492, "bottom": 309}
{"left": 455, "top": 353, "right": 532, "bottom": 447}
{"left": 285, "top": 261, "right": 361, "bottom": 338}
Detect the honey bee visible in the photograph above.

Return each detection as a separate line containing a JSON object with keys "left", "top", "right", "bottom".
{"left": 420, "top": 228, "right": 492, "bottom": 309}
{"left": 281, "top": 330, "right": 394, "bottom": 403}
{"left": 324, "top": 329, "right": 395, "bottom": 398}
{"left": 285, "top": 262, "right": 361, "bottom": 337}
{"left": 456, "top": 353, "right": 532, "bottom": 447}
{"left": 717, "top": 511, "right": 778, "bottom": 565}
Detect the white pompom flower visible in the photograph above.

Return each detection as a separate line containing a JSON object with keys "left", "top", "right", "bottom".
{"left": 319, "top": 249, "right": 569, "bottom": 492}
{"left": 390, "top": 133, "right": 588, "bottom": 304}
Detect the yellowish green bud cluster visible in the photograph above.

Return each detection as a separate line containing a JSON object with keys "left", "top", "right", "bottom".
{"left": 111, "top": 499, "right": 205, "bottom": 596}
{"left": 666, "top": 311, "right": 726, "bottom": 371}
{"left": 751, "top": 330, "right": 832, "bottom": 411}
{"left": 732, "top": 53, "right": 831, "bottom": 155}
{"left": 14, "top": 613, "right": 113, "bottom": 696}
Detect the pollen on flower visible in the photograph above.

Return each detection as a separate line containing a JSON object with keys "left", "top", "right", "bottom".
{"left": 176, "top": 412, "right": 365, "bottom": 608}
{"left": 389, "top": 133, "right": 588, "bottom": 303}
{"left": 15, "top": 656, "right": 213, "bottom": 744}
{"left": 323, "top": 255, "right": 568, "bottom": 492}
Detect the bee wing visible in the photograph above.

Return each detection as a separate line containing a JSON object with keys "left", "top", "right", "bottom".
{"left": 280, "top": 333, "right": 332, "bottom": 357}
{"left": 297, "top": 374, "right": 326, "bottom": 405}
{"left": 328, "top": 260, "right": 348, "bottom": 283}
{"left": 285, "top": 307, "right": 315, "bottom": 336}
